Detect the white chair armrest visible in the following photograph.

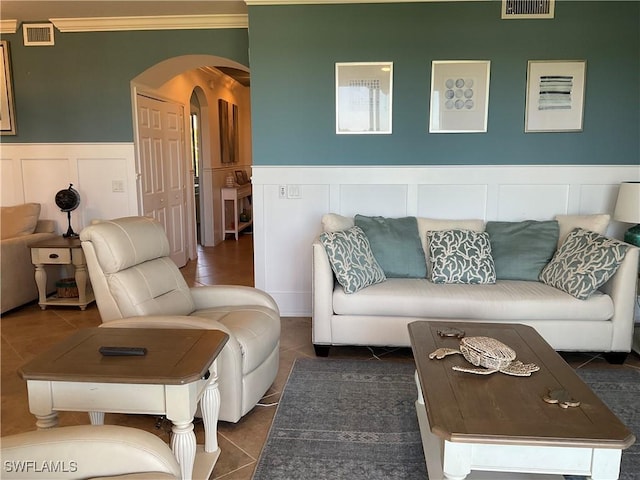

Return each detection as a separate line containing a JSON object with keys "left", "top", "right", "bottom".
{"left": 0, "top": 425, "right": 180, "bottom": 479}
{"left": 189, "top": 285, "right": 279, "bottom": 314}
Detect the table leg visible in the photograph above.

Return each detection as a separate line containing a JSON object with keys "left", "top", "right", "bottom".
{"left": 34, "top": 263, "right": 47, "bottom": 309}
{"left": 88, "top": 411, "right": 105, "bottom": 425}
{"left": 74, "top": 263, "right": 89, "bottom": 309}
{"left": 27, "top": 380, "right": 58, "bottom": 428}
{"left": 170, "top": 420, "right": 196, "bottom": 480}
{"left": 200, "top": 364, "right": 220, "bottom": 453}
{"left": 588, "top": 448, "right": 622, "bottom": 480}
{"left": 35, "top": 412, "right": 58, "bottom": 429}
{"left": 442, "top": 441, "right": 472, "bottom": 480}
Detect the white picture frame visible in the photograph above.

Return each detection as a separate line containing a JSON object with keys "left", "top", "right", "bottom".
{"left": 0, "top": 40, "right": 16, "bottom": 135}
{"left": 336, "top": 62, "right": 393, "bottom": 134}
{"left": 525, "top": 60, "right": 586, "bottom": 133}
{"left": 429, "top": 60, "right": 490, "bottom": 133}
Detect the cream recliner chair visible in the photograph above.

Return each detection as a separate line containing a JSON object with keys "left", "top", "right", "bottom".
{"left": 1, "top": 425, "right": 181, "bottom": 479}
{"left": 79, "top": 216, "right": 280, "bottom": 423}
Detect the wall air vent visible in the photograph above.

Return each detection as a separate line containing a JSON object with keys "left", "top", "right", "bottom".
{"left": 23, "top": 23, "right": 55, "bottom": 46}
{"left": 502, "top": 0, "right": 555, "bottom": 19}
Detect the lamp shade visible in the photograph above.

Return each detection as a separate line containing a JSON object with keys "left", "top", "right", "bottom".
{"left": 613, "top": 182, "right": 640, "bottom": 224}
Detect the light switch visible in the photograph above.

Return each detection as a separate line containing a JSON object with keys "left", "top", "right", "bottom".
{"left": 112, "top": 180, "right": 125, "bottom": 193}
{"left": 287, "top": 185, "right": 301, "bottom": 199}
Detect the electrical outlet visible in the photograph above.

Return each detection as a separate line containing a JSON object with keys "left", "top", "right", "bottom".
{"left": 279, "top": 185, "right": 287, "bottom": 199}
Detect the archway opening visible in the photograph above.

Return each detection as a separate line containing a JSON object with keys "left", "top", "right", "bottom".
{"left": 131, "top": 55, "right": 251, "bottom": 260}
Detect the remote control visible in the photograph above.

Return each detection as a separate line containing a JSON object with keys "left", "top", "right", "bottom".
{"left": 99, "top": 346, "right": 147, "bottom": 356}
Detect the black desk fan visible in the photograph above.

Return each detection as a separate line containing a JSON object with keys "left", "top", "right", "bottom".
{"left": 55, "top": 184, "right": 81, "bottom": 238}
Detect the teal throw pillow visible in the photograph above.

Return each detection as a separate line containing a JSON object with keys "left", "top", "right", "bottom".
{"left": 319, "top": 226, "right": 386, "bottom": 294}
{"left": 539, "top": 228, "right": 629, "bottom": 300}
{"left": 354, "top": 214, "right": 426, "bottom": 278}
{"left": 486, "top": 220, "right": 559, "bottom": 281}
{"left": 427, "top": 230, "right": 496, "bottom": 284}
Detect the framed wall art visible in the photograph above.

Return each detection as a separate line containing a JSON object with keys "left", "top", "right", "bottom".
{"left": 0, "top": 40, "right": 16, "bottom": 135}
{"left": 219, "top": 99, "right": 239, "bottom": 163}
{"left": 429, "top": 60, "right": 490, "bottom": 133}
{"left": 336, "top": 62, "right": 393, "bottom": 134}
{"left": 525, "top": 60, "right": 586, "bottom": 132}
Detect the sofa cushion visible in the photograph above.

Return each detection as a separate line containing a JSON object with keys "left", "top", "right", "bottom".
{"left": 539, "top": 228, "right": 629, "bottom": 300}
{"left": 354, "top": 214, "right": 426, "bottom": 278}
{"left": 319, "top": 226, "right": 386, "bottom": 294}
{"left": 332, "top": 278, "right": 614, "bottom": 322}
{"left": 416, "top": 217, "right": 485, "bottom": 260}
{"left": 486, "top": 220, "right": 559, "bottom": 281}
{"left": 427, "top": 230, "right": 496, "bottom": 284}
{"left": 321, "top": 213, "right": 354, "bottom": 233}
{"left": 555, "top": 214, "right": 610, "bottom": 247}
{"left": 1, "top": 203, "right": 41, "bottom": 240}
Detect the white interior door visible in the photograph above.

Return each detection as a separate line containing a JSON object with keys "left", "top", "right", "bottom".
{"left": 136, "top": 94, "right": 187, "bottom": 267}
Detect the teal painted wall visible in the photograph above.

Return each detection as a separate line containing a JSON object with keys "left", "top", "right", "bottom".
{"left": 248, "top": 1, "right": 639, "bottom": 165}
{"left": 2, "top": 29, "right": 249, "bottom": 143}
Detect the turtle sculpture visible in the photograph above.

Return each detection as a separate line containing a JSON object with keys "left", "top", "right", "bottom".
{"left": 429, "top": 335, "right": 540, "bottom": 377}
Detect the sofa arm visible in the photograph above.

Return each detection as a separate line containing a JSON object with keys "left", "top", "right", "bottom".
{"left": 34, "top": 219, "right": 56, "bottom": 234}
{"left": 600, "top": 243, "right": 639, "bottom": 351}
{"left": 312, "top": 238, "right": 335, "bottom": 345}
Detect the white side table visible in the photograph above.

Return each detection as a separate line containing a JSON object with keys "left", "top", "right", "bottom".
{"left": 30, "top": 236, "right": 95, "bottom": 310}
{"left": 221, "top": 185, "right": 252, "bottom": 240}
{"left": 18, "top": 327, "right": 228, "bottom": 480}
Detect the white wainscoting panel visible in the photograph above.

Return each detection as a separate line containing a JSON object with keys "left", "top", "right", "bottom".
{"left": 497, "top": 184, "right": 570, "bottom": 221}
{"left": 260, "top": 184, "right": 329, "bottom": 300}
{"left": 0, "top": 144, "right": 137, "bottom": 234}
{"left": 78, "top": 158, "right": 132, "bottom": 225}
{"left": 0, "top": 158, "right": 19, "bottom": 205}
{"left": 22, "top": 158, "right": 72, "bottom": 223}
{"left": 339, "top": 184, "right": 409, "bottom": 217}
{"left": 417, "top": 184, "right": 488, "bottom": 219}
{"left": 253, "top": 165, "right": 640, "bottom": 316}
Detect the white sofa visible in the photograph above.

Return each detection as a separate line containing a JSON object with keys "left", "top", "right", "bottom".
{"left": 312, "top": 214, "right": 639, "bottom": 362}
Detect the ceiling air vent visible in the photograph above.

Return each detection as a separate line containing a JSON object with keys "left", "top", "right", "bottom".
{"left": 23, "top": 23, "right": 55, "bottom": 46}
{"left": 502, "top": 0, "right": 555, "bottom": 19}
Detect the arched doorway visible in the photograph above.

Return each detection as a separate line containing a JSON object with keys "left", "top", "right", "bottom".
{"left": 131, "top": 55, "right": 250, "bottom": 263}
{"left": 190, "top": 87, "right": 207, "bottom": 245}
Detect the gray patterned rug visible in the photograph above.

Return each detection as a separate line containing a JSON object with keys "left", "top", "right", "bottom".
{"left": 252, "top": 358, "right": 426, "bottom": 480}
{"left": 252, "top": 358, "right": 639, "bottom": 480}
{"left": 569, "top": 367, "right": 640, "bottom": 480}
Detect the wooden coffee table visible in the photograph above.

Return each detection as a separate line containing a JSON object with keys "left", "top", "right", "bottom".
{"left": 18, "top": 327, "right": 228, "bottom": 480}
{"left": 409, "top": 321, "right": 635, "bottom": 480}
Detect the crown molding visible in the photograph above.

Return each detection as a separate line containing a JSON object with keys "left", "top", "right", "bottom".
{"left": 0, "top": 19, "right": 18, "bottom": 34}
{"left": 51, "top": 14, "right": 248, "bottom": 33}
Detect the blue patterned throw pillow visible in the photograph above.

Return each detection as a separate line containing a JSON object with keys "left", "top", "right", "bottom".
{"left": 539, "top": 228, "right": 629, "bottom": 300}
{"left": 427, "top": 230, "right": 496, "bottom": 284}
{"left": 320, "top": 226, "right": 386, "bottom": 294}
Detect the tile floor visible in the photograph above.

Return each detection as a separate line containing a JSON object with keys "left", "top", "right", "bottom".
{"left": 1, "top": 232, "right": 639, "bottom": 479}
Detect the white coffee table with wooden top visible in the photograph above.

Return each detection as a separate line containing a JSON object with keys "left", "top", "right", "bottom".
{"left": 18, "top": 327, "right": 228, "bottom": 480}
{"left": 409, "top": 321, "right": 635, "bottom": 480}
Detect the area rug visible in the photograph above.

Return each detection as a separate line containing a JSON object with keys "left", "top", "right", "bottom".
{"left": 567, "top": 367, "right": 640, "bottom": 480}
{"left": 252, "top": 358, "right": 426, "bottom": 480}
{"left": 253, "top": 359, "right": 639, "bottom": 480}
